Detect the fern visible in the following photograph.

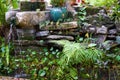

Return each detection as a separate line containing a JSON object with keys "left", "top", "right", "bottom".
{"left": 52, "top": 40, "right": 103, "bottom": 66}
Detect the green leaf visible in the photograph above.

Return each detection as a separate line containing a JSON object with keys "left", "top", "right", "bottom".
{"left": 38, "top": 70, "right": 46, "bottom": 77}
{"left": 32, "top": 51, "right": 36, "bottom": 55}
{"left": 11, "top": 1, "right": 18, "bottom": 9}
{"left": 115, "top": 55, "right": 120, "bottom": 61}
{"left": 88, "top": 43, "right": 97, "bottom": 47}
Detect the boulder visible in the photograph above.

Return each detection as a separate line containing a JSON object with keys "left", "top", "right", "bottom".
{"left": 16, "top": 11, "right": 50, "bottom": 28}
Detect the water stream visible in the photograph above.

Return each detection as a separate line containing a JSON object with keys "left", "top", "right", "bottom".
{"left": 7, "top": 17, "right": 27, "bottom": 78}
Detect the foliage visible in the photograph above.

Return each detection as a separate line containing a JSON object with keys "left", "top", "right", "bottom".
{"left": 51, "top": 0, "right": 65, "bottom": 7}
{"left": 77, "top": 6, "right": 87, "bottom": 28}
{"left": 0, "top": 37, "right": 13, "bottom": 75}
{"left": 53, "top": 40, "right": 103, "bottom": 66}
{"left": 51, "top": 40, "right": 104, "bottom": 79}
{"left": 0, "top": 0, "right": 18, "bottom": 25}
{"left": 2, "top": 47, "right": 61, "bottom": 79}
{"left": 39, "top": 20, "right": 50, "bottom": 29}
{"left": 112, "top": 2, "right": 120, "bottom": 23}
{"left": 0, "top": 38, "right": 120, "bottom": 79}
{"left": 85, "top": 0, "right": 117, "bottom": 8}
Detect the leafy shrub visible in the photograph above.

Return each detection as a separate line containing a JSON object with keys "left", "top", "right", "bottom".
{"left": 51, "top": 0, "right": 65, "bottom": 7}
{"left": 0, "top": 0, "right": 18, "bottom": 25}
{"left": 85, "top": 0, "right": 117, "bottom": 8}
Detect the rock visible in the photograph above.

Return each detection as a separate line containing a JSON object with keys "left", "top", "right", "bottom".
{"left": 96, "top": 35, "right": 107, "bottom": 43}
{"left": 60, "top": 21, "right": 78, "bottom": 29}
{"left": 96, "top": 26, "right": 108, "bottom": 34}
{"left": 86, "top": 6, "right": 103, "bottom": 15}
{"left": 41, "top": 21, "right": 78, "bottom": 30}
{"left": 5, "top": 10, "right": 19, "bottom": 24}
{"left": 86, "top": 13, "right": 114, "bottom": 28}
{"left": 16, "top": 29, "right": 35, "bottom": 40}
{"left": 13, "top": 40, "right": 44, "bottom": 46}
{"left": 46, "top": 35, "right": 74, "bottom": 40}
{"left": 88, "top": 27, "right": 96, "bottom": 33}
{"left": 99, "top": 9, "right": 107, "bottom": 14}
{"left": 116, "top": 36, "right": 120, "bottom": 44}
{"left": 102, "top": 40, "right": 119, "bottom": 50}
{"left": 107, "top": 35, "right": 116, "bottom": 39}
{"left": 65, "top": 1, "right": 77, "bottom": 16}
{"left": 115, "top": 22, "right": 120, "bottom": 33}
{"left": 108, "top": 29, "right": 117, "bottom": 35}
{"left": 35, "top": 31, "right": 49, "bottom": 37}
{"left": 16, "top": 11, "right": 50, "bottom": 28}
{"left": 13, "top": 40, "right": 63, "bottom": 50}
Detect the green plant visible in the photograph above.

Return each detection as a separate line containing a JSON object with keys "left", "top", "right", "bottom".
{"left": 51, "top": 0, "right": 65, "bottom": 7}
{"left": 77, "top": 6, "right": 87, "bottom": 28}
{"left": 0, "top": 37, "right": 13, "bottom": 75}
{"left": 51, "top": 40, "right": 103, "bottom": 79}
{"left": 85, "top": 0, "right": 117, "bottom": 9}
{"left": 54, "top": 40, "right": 103, "bottom": 66}
{"left": 112, "top": 3, "right": 120, "bottom": 23}
{"left": 0, "top": 0, "right": 18, "bottom": 25}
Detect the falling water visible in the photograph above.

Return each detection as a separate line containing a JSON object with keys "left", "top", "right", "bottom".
{"left": 7, "top": 17, "right": 27, "bottom": 78}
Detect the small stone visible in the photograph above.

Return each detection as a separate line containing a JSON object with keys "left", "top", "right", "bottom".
{"left": 115, "top": 22, "right": 120, "bottom": 32}
{"left": 96, "top": 35, "right": 107, "bottom": 43}
{"left": 102, "top": 40, "right": 118, "bottom": 50}
{"left": 96, "top": 26, "right": 108, "bottom": 34}
{"left": 107, "top": 35, "right": 116, "bottom": 39}
{"left": 108, "top": 29, "right": 117, "bottom": 35}
{"left": 88, "top": 26, "right": 96, "bottom": 33}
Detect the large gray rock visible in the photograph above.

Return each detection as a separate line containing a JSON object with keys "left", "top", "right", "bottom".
{"left": 16, "top": 11, "right": 50, "bottom": 28}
